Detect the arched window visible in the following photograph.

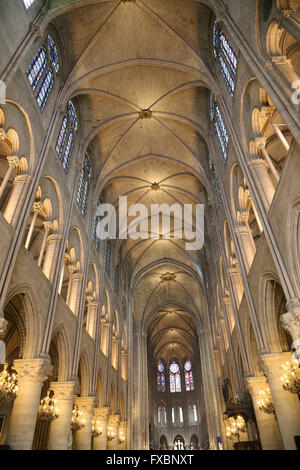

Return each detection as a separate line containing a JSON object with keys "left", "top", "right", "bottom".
{"left": 178, "top": 407, "right": 183, "bottom": 424}
{"left": 158, "top": 406, "right": 167, "bottom": 426}
{"left": 157, "top": 361, "right": 166, "bottom": 392}
{"left": 23, "top": 0, "right": 35, "bottom": 9}
{"left": 169, "top": 360, "right": 181, "bottom": 393}
{"left": 184, "top": 360, "right": 194, "bottom": 391}
{"left": 26, "top": 35, "right": 60, "bottom": 111}
{"left": 114, "top": 265, "right": 120, "bottom": 295}
{"left": 193, "top": 404, "right": 198, "bottom": 423}
{"left": 56, "top": 100, "right": 78, "bottom": 173}
{"left": 210, "top": 93, "right": 229, "bottom": 162}
{"left": 77, "top": 152, "right": 91, "bottom": 216}
{"left": 213, "top": 21, "right": 237, "bottom": 96}
{"left": 105, "top": 242, "right": 111, "bottom": 277}
{"left": 209, "top": 160, "right": 222, "bottom": 208}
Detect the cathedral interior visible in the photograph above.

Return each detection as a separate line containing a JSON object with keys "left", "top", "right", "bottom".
{"left": 0, "top": 0, "right": 300, "bottom": 451}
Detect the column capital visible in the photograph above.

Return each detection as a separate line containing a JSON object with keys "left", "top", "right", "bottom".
{"left": 75, "top": 396, "right": 96, "bottom": 412}
{"left": 33, "top": 201, "right": 44, "bottom": 215}
{"left": 13, "top": 358, "right": 52, "bottom": 384}
{"left": 94, "top": 406, "right": 110, "bottom": 422}
{"left": 13, "top": 174, "right": 32, "bottom": 185}
{"left": 246, "top": 375, "right": 268, "bottom": 396}
{"left": 271, "top": 55, "right": 291, "bottom": 66}
{"left": 108, "top": 414, "right": 121, "bottom": 427}
{"left": 72, "top": 273, "right": 84, "bottom": 281}
{"left": 43, "top": 221, "right": 53, "bottom": 232}
{"left": 7, "top": 156, "right": 20, "bottom": 168}
{"left": 258, "top": 352, "right": 293, "bottom": 380}
{"left": 281, "top": 312, "right": 300, "bottom": 335}
{"left": 238, "top": 211, "right": 250, "bottom": 224}
{"left": 234, "top": 224, "right": 248, "bottom": 235}
{"left": 47, "top": 233, "right": 62, "bottom": 243}
{"left": 49, "top": 381, "right": 77, "bottom": 400}
{"left": 248, "top": 158, "right": 269, "bottom": 171}
{"left": 260, "top": 105, "right": 275, "bottom": 118}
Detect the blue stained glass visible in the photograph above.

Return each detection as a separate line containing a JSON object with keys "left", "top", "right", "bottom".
{"left": 47, "top": 35, "right": 60, "bottom": 73}
{"left": 36, "top": 68, "right": 54, "bottom": 111}
{"left": 215, "top": 105, "right": 229, "bottom": 146}
{"left": 56, "top": 114, "right": 68, "bottom": 156}
{"left": 26, "top": 47, "right": 47, "bottom": 91}
{"left": 77, "top": 169, "right": 85, "bottom": 206}
{"left": 68, "top": 101, "right": 78, "bottom": 130}
{"left": 62, "top": 128, "right": 74, "bottom": 172}
{"left": 218, "top": 54, "right": 235, "bottom": 96}
{"left": 220, "top": 30, "right": 237, "bottom": 74}
{"left": 213, "top": 22, "right": 218, "bottom": 58}
{"left": 210, "top": 92, "right": 215, "bottom": 121}
{"left": 161, "top": 373, "right": 165, "bottom": 392}
{"left": 210, "top": 95, "right": 229, "bottom": 162}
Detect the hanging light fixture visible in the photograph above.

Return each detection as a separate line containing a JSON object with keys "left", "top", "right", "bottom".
{"left": 0, "top": 364, "right": 18, "bottom": 405}
{"left": 257, "top": 388, "right": 275, "bottom": 414}
{"left": 226, "top": 415, "right": 246, "bottom": 440}
{"left": 38, "top": 390, "right": 59, "bottom": 421}
{"left": 119, "top": 431, "right": 125, "bottom": 445}
{"left": 281, "top": 361, "right": 300, "bottom": 395}
{"left": 107, "top": 427, "right": 115, "bottom": 441}
{"left": 71, "top": 404, "right": 85, "bottom": 431}
{"left": 92, "top": 418, "right": 102, "bottom": 438}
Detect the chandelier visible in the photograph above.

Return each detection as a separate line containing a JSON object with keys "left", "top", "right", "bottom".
{"left": 71, "top": 405, "right": 85, "bottom": 431}
{"left": 281, "top": 361, "right": 300, "bottom": 394}
{"left": 257, "top": 388, "right": 275, "bottom": 414}
{"left": 38, "top": 390, "right": 59, "bottom": 421}
{"left": 0, "top": 364, "right": 18, "bottom": 405}
{"left": 92, "top": 418, "right": 102, "bottom": 437}
{"left": 107, "top": 427, "right": 115, "bottom": 441}
{"left": 226, "top": 415, "right": 246, "bottom": 440}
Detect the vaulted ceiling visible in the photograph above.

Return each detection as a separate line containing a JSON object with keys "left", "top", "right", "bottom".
{"left": 48, "top": 0, "right": 217, "bottom": 330}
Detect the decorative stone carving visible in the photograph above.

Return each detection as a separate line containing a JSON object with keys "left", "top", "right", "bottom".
{"left": 12, "top": 358, "right": 53, "bottom": 384}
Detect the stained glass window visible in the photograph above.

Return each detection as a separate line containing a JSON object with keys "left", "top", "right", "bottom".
{"left": 77, "top": 152, "right": 91, "bottom": 216}
{"left": 184, "top": 361, "right": 194, "bottom": 391}
{"left": 23, "top": 0, "right": 35, "bottom": 8}
{"left": 210, "top": 161, "right": 222, "bottom": 208}
{"left": 213, "top": 21, "right": 237, "bottom": 96}
{"left": 157, "top": 361, "right": 166, "bottom": 392}
{"left": 36, "top": 68, "right": 54, "bottom": 111}
{"left": 26, "top": 47, "right": 47, "bottom": 91}
{"left": 92, "top": 196, "right": 102, "bottom": 249}
{"left": 170, "top": 361, "right": 181, "bottom": 393}
{"left": 114, "top": 265, "right": 119, "bottom": 294}
{"left": 26, "top": 35, "right": 59, "bottom": 111}
{"left": 210, "top": 93, "right": 229, "bottom": 162}
{"left": 56, "top": 101, "right": 78, "bottom": 173}
{"left": 47, "top": 35, "right": 60, "bottom": 73}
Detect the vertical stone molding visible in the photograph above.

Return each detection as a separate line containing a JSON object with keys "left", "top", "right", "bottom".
{"left": 47, "top": 381, "right": 77, "bottom": 450}
{"left": 85, "top": 301, "right": 98, "bottom": 339}
{"left": 107, "top": 414, "right": 121, "bottom": 450}
{"left": 234, "top": 224, "right": 255, "bottom": 273}
{"left": 74, "top": 396, "right": 95, "bottom": 450}
{"left": 247, "top": 158, "right": 275, "bottom": 209}
{"left": 7, "top": 358, "right": 52, "bottom": 450}
{"left": 92, "top": 407, "right": 110, "bottom": 450}
{"left": 259, "top": 352, "right": 300, "bottom": 449}
{"left": 246, "top": 375, "right": 283, "bottom": 450}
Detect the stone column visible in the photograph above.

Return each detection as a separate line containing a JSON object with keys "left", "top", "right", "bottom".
{"left": 92, "top": 407, "right": 110, "bottom": 450}
{"left": 37, "top": 221, "right": 52, "bottom": 268}
{"left": 24, "top": 202, "right": 44, "bottom": 250}
{"left": 85, "top": 301, "right": 98, "bottom": 339}
{"left": 262, "top": 104, "right": 291, "bottom": 152}
{"left": 3, "top": 174, "right": 32, "bottom": 227}
{"left": 7, "top": 358, "right": 52, "bottom": 450}
{"left": 0, "top": 156, "right": 19, "bottom": 200}
{"left": 281, "top": 311, "right": 300, "bottom": 361}
{"left": 227, "top": 267, "right": 243, "bottom": 307}
{"left": 234, "top": 222, "right": 256, "bottom": 273}
{"left": 121, "top": 349, "right": 128, "bottom": 381}
{"left": 42, "top": 233, "right": 62, "bottom": 282}
{"left": 68, "top": 273, "right": 84, "bottom": 316}
{"left": 0, "top": 316, "right": 8, "bottom": 363}
{"left": 47, "top": 381, "right": 76, "bottom": 450}
{"left": 255, "top": 138, "right": 280, "bottom": 183}
{"left": 259, "top": 352, "right": 300, "bottom": 450}
{"left": 74, "top": 396, "right": 95, "bottom": 450}
{"left": 107, "top": 414, "right": 121, "bottom": 450}
{"left": 246, "top": 375, "right": 283, "bottom": 450}
{"left": 248, "top": 158, "right": 275, "bottom": 209}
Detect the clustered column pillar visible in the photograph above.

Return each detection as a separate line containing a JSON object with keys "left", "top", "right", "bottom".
{"left": 246, "top": 375, "right": 283, "bottom": 450}
{"left": 47, "top": 381, "right": 76, "bottom": 450}
{"left": 74, "top": 396, "right": 95, "bottom": 450}
{"left": 7, "top": 358, "right": 52, "bottom": 450}
{"left": 259, "top": 352, "right": 300, "bottom": 450}
{"left": 92, "top": 407, "right": 110, "bottom": 450}
{"left": 3, "top": 174, "right": 32, "bottom": 227}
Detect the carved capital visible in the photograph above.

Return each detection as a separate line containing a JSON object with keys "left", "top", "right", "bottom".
{"left": 43, "top": 221, "right": 53, "bottom": 232}
{"left": 108, "top": 414, "right": 121, "bottom": 427}
{"left": 94, "top": 406, "right": 110, "bottom": 422}
{"left": 33, "top": 201, "right": 44, "bottom": 215}
{"left": 75, "top": 396, "right": 96, "bottom": 413}
{"left": 13, "top": 174, "right": 32, "bottom": 185}
{"left": 0, "top": 128, "right": 13, "bottom": 156}
{"left": 7, "top": 156, "right": 20, "bottom": 168}
{"left": 260, "top": 105, "right": 275, "bottom": 119}
{"left": 50, "top": 381, "right": 77, "bottom": 400}
{"left": 246, "top": 375, "right": 268, "bottom": 397}
{"left": 248, "top": 158, "right": 269, "bottom": 171}
{"left": 238, "top": 211, "right": 250, "bottom": 223}
{"left": 13, "top": 358, "right": 53, "bottom": 384}
{"left": 271, "top": 56, "right": 291, "bottom": 67}
{"left": 258, "top": 352, "right": 292, "bottom": 380}
{"left": 281, "top": 312, "right": 300, "bottom": 338}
